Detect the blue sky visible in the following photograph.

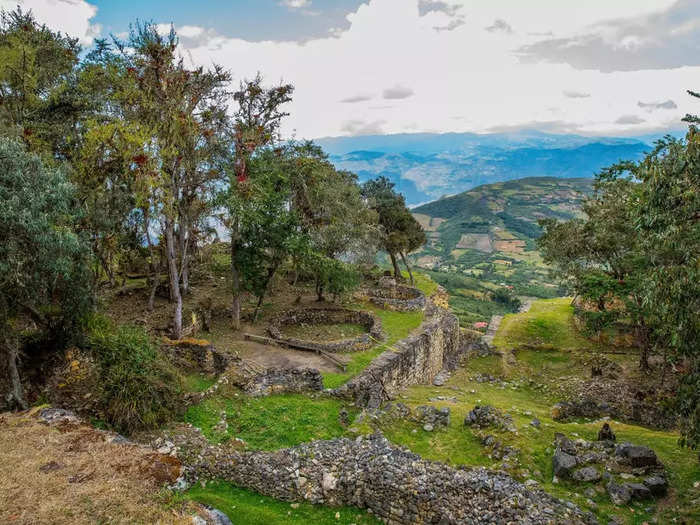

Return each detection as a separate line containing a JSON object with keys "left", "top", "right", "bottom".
{"left": 4, "top": 1, "right": 699, "bottom": 139}
{"left": 90, "top": 0, "right": 366, "bottom": 42}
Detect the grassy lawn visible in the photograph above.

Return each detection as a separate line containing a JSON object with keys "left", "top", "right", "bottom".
{"left": 321, "top": 304, "right": 423, "bottom": 389}
{"left": 184, "top": 392, "right": 357, "bottom": 450}
{"left": 493, "top": 297, "right": 610, "bottom": 353}
{"left": 181, "top": 481, "right": 381, "bottom": 525}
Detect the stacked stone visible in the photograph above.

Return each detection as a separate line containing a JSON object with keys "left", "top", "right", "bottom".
{"left": 244, "top": 367, "right": 323, "bottom": 397}
{"left": 188, "top": 433, "right": 595, "bottom": 525}
{"left": 332, "top": 305, "right": 461, "bottom": 409}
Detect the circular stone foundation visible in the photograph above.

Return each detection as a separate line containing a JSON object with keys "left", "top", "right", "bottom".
{"left": 368, "top": 284, "right": 426, "bottom": 312}
{"left": 268, "top": 308, "right": 384, "bottom": 353}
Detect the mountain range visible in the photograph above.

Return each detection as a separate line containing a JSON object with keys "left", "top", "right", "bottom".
{"left": 316, "top": 130, "right": 657, "bottom": 206}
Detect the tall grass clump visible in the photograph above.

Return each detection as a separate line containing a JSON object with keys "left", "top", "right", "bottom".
{"left": 85, "top": 315, "right": 183, "bottom": 433}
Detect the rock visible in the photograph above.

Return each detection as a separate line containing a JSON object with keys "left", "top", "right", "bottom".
{"left": 524, "top": 479, "right": 538, "bottom": 488}
{"left": 554, "top": 433, "right": 577, "bottom": 456}
{"left": 433, "top": 370, "right": 450, "bottom": 386}
{"left": 597, "top": 423, "right": 616, "bottom": 442}
{"left": 530, "top": 417, "right": 541, "bottom": 428}
{"left": 38, "top": 408, "right": 80, "bottom": 425}
{"left": 464, "top": 405, "right": 514, "bottom": 431}
{"left": 643, "top": 475, "right": 668, "bottom": 496}
{"left": 625, "top": 482, "right": 652, "bottom": 500}
{"left": 202, "top": 505, "right": 233, "bottom": 525}
{"left": 552, "top": 449, "right": 577, "bottom": 478}
{"left": 414, "top": 405, "right": 450, "bottom": 429}
{"left": 607, "top": 482, "right": 632, "bottom": 505}
{"left": 572, "top": 466, "right": 601, "bottom": 483}
{"left": 614, "top": 443, "right": 657, "bottom": 467}
{"left": 584, "top": 487, "right": 597, "bottom": 499}
{"left": 423, "top": 423, "right": 434, "bottom": 432}
{"left": 322, "top": 471, "right": 337, "bottom": 492}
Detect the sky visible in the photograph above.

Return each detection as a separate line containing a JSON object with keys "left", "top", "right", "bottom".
{"left": 3, "top": 0, "right": 700, "bottom": 139}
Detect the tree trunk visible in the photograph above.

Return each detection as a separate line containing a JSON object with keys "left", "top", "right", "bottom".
{"left": 144, "top": 212, "right": 159, "bottom": 312}
{"left": 389, "top": 252, "right": 402, "bottom": 281}
{"left": 6, "top": 338, "right": 27, "bottom": 410}
{"left": 230, "top": 234, "right": 241, "bottom": 331}
{"left": 315, "top": 275, "right": 325, "bottom": 302}
{"left": 637, "top": 320, "right": 651, "bottom": 371}
{"left": 165, "top": 220, "right": 183, "bottom": 339}
{"left": 178, "top": 219, "right": 190, "bottom": 296}
{"left": 400, "top": 251, "right": 414, "bottom": 285}
{"left": 252, "top": 265, "right": 278, "bottom": 323}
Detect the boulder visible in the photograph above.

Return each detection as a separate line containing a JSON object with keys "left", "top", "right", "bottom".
{"left": 572, "top": 466, "right": 601, "bottom": 483}
{"left": 614, "top": 443, "right": 657, "bottom": 467}
{"left": 552, "top": 449, "right": 577, "bottom": 478}
{"left": 554, "top": 433, "right": 578, "bottom": 455}
{"left": 606, "top": 482, "right": 632, "bottom": 505}
{"left": 643, "top": 475, "right": 668, "bottom": 496}
{"left": 625, "top": 482, "right": 652, "bottom": 500}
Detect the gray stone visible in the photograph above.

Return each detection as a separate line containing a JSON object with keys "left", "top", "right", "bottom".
{"left": 553, "top": 449, "right": 578, "bottom": 478}
{"left": 607, "top": 482, "right": 632, "bottom": 505}
{"left": 614, "top": 443, "right": 657, "bottom": 467}
{"left": 643, "top": 475, "right": 668, "bottom": 496}
{"left": 572, "top": 466, "right": 601, "bottom": 483}
{"left": 530, "top": 417, "right": 541, "bottom": 428}
{"left": 625, "top": 482, "right": 652, "bottom": 500}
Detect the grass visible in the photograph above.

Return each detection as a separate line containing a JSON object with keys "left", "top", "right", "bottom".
{"left": 492, "top": 297, "right": 608, "bottom": 353}
{"left": 321, "top": 304, "right": 424, "bottom": 389}
{"left": 183, "top": 373, "right": 217, "bottom": 393}
{"left": 181, "top": 481, "right": 381, "bottom": 525}
{"left": 184, "top": 393, "right": 357, "bottom": 450}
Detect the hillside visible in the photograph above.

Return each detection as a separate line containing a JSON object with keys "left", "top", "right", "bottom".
{"left": 408, "top": 177, "right": 594, "bottom": 324}
{"left": 317, "top": 132, "right": 647, "bottom": 205}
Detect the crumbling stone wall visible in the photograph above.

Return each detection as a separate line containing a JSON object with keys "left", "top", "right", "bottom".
{"left": 163, "top": 339, "right": 230, "bottom": 375}
{"left": 332, "top": 302, "right": 461, "bottom": 408}
{"left": 268, "top": 308, "right": 383, "bottom": 353}
{"left": 244, "top": 367, "right": 323, "bottom": 397}
{"left": 186, "top": 433, "right": 593, "bottom": 525}
{"left": 368, "top": 284, "right": 426, "bottom": 312}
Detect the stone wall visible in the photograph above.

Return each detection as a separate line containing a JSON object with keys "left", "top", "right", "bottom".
{"left": 268, "top": 308, "right": 384, "bottom": 353}
{"left": 187, "top": 433, "right": 593, "bottom": 525}
{"left": 368, "top": 284, "right": 426, "bottom": 312}
{"left": 244, "top": 367, "right": 323, "bottom": 397}
{"left": 332, "top": 302, "right": 462, "bottom": 408}
{"left": 163, "top": 339, "right": 230, "bottom": 375}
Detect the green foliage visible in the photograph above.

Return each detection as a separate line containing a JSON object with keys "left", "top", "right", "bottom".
{"left": 0, "top": 138, "right": 91, "bottom": 408}
{"left": 0, "top": 8, "right": 82, "bottom": 157}
{"left": 85, "top": 316, "right": 183, "bottom": 433}
{"left": 181, "top": 481, "right": 381, "bottom": 525}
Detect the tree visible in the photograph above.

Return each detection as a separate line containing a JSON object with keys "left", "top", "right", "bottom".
{"left": 0, "top": 138, "right": 91, "bottom": 409}
{"left": 0, "top": 8, "right": 85, "bottom": 159}
{"left": 108, "top": 24, "right": 231, "bottom": 337}
{"left": 362, "top": 176, "right": 425, "bottom": 283}
{"left": 228, "top": 75, "right": 293, "bottom": 329}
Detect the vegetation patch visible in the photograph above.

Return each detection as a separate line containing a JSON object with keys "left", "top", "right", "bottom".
{"left": 181, "top": 481, "right": 381, "bottom": 525}
{"left": 184, "top": 393, "right": 357, "bottom": 450}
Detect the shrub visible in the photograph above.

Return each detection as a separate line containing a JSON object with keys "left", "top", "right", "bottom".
{"left": 85, "top": 316, "right": 184, "bottom": 434}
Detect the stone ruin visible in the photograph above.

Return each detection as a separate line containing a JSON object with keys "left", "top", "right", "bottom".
{"left": 268, "top": 307, "right": 384, "bottom": 353}
{"left": 367, "top": 278, "right": 427, "bottom": 312}
{"left": 551, "top": 426, "right": 668, "bottom": 507}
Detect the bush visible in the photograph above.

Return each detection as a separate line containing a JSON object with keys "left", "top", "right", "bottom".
{"left": 85, "top": 316, "right": 184, "bottom": 434}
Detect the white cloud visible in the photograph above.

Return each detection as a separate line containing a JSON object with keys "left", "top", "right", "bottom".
{"left": 0, "top": 0, "right": 101, "bottom": 45}
{"left": 281, "top": 0, "right": 311, "bottom": 9}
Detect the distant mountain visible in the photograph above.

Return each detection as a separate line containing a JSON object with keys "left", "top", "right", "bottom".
{"left": 409, "top": 176, "right": 593, "bottom": 276}
{"left": 316, "top": 131, "right": 650, "bottom": 205}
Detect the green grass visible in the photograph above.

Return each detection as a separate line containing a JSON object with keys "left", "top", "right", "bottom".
{"left": 183, "top": 373, "right": 217, "bottom": 393}
{"left": 181, "top": 481, "right": 382, "bottom": 525}
{"left": 322, "top": 304, "right": 424, "bottom": 389}
{"left": 184, "top": 393, "right": 357, "bottom": 450}
{"left": 492, "top": 297, "right": 608, "bottom": 353}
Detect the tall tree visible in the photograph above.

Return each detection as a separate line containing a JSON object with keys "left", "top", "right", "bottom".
{"left": 362, "top": 176, "right": 425, "bottom": 283}
{"left": 109, "top": 23, "right": 231, "bottom": 337}
{"left": 228, "top": 75, "right": 293, "bottom": 330}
